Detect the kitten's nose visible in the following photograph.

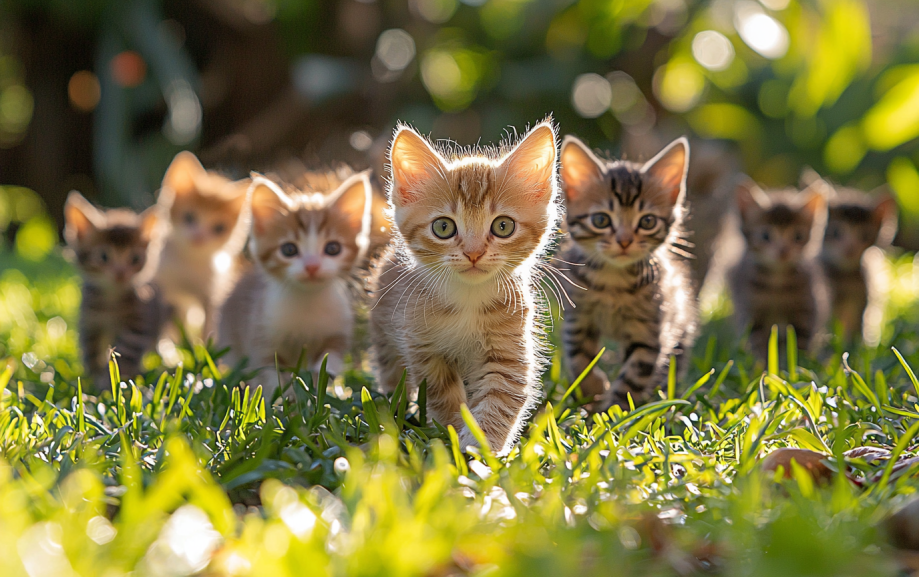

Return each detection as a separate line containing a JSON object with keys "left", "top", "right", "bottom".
{"left": 305, "top": 263, "right": 320, "bottom": 276}
{"left": 617, "top": 237, "right": 633, "bottom": 249}
{"left": 464, "top": 248, "right": 486, "bottom": 264}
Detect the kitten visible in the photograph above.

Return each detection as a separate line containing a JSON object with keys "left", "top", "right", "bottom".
{"left": 559, "top": 136, "right": 698, "bottom": 410}
{"left": 64, "top": 192, "right": 167, "bottom": 387}
{"left": 728, "top": 179, "right": 830, "bottom": 359}
{"left": 369, "top": 121, "right": 559, "bottom": 455}
{"left": 821, "top": 186, "right": 898, "bottom": 344}
{"left": 218, "top": 171, "right": 371, "bottom": 394}
{"left": 156, "top": 151, "right": 250, "bottom": 337}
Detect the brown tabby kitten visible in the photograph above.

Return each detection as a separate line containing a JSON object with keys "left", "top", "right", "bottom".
{"left": 156, "top": 151, "right": 250, "bottom": 337}
{"left": 559, "top": 136, "right": 698, "bottom": 410}
{"left": 218, "top": 171, "right": 371, "bottom": 394}
{"left": 64, "top": 192, "right": 167, "bottom": 387}
{"left": 370, "top": 121, "right": 559, "bottom": 455}
{"left": 728, "top": 179, "right": 829, "bottom": 359}
{"left": 821, "top": 187, "right": 898, "bottom": 344}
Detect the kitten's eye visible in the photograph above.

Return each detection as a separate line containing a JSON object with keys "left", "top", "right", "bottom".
{"left": 131, "top": 253, "right": 141, "bottom": 266}
{"left": 183, "top": 212, "right": 196, "bottom": 225}
{"left": 491, "top": 216, "right": 515, "bottom": 238}
{"left": 324, "top": 241, "right": 342, "bottom": 256}
{"left": 432, "top": 217, "right": 457, "bottom": 239}
{"left": 759, "top": 230, "right": 771, "bottom": 242}
{"left": 638, "top": 214, "right": 657, "bottom": 230}
{"left": 213, "top": 223, "right": 226, "bottom": 235}
{"left": 99, "top": 250, "right": 108, "bottom": 263}
{"left": 827, "top": 225, "right": 841, "bottom": 240}
{"left": 590, "top": 213, "right": 611, "bottom": 229}
{"left": 280, "top": 242, "right": 299, "bottom": 257}
{"left": 793, "top": 230, "right": 806, "bottom": 243}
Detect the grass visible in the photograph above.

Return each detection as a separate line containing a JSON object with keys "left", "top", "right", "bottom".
{"left": 2, "top": 246, "right": 919, "bottom": 576}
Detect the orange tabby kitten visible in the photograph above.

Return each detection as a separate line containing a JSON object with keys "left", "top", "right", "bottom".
{"left": 64, "top": 192, "right": 167, "bottom": 387}
{"left": 218, "top": 171, "right": 372, "bottom": 394}
{"left": 156, "top": 151, "right": 250, "bottom": 337}
{"left": 370, "top": 121, "right": 559, "bottom": 455}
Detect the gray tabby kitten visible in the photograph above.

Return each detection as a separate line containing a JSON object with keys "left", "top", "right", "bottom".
{"left": 728, "top": 179, "right": 829, "bottom": 359}
{"left": 821, "top": 187, "right": 897, "bottom": 344}
{"left": 559, "top": 136, "right": 698, "bottom": 410}
{"left": 64, "top": 192, "right": 168, "bottom": 387}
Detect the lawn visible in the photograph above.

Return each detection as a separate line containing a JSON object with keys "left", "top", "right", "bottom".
{"left": 3, "top": 239, "right": 919, "bottom": 577}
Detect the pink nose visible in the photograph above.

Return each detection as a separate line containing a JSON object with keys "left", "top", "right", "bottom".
{"left": 464, "top": 248, "right": 486, "bottom": 264}
{"left": 305, "top": 263, "right": 320, "bottom": 276}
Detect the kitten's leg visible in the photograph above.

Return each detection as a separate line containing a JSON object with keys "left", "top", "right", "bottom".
{"left": 312, "top": 334, "right": 349, "bottom": 377}
{"left": 464, "top": 357, "right": 534, "bottom": 456}
{"left": 407, "top": 351, "right": 466, "bottom": 433}
{"left": 369, "top": 324, "right": 407, "bottom": 392}
{"left": 605, "top": 341, "right": 662, "bottom": 409}
{"left": 563, "top": 308, "right": 609, "bottom": 404}
{"left": 80, "top": 322, "right": 108, "bottom": 388}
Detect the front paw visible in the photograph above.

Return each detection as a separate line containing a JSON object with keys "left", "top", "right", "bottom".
{"left": 576, "top": 369, "right": 610, "bottom": 413}
{"left": 456, "top": 427, "right": 479, "bottom": 454}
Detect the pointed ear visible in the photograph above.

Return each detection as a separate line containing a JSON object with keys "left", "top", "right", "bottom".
{"left": 873, "top": 192, "right": 899, "bottom": 246}
{"left": 163, "top": 151, "right": 206, "bottom": 197}
{"left": 560, "top": 135, "right": 604, "bottom": 205}
{"left": 643, "top": 136, "right": 689, "bottom": 206}
{"left": 388, "top": 125, "right": 446, "bottom": 206}
{"left": 799, "top": 181, "right": 828, "bottom": 223}
{"left": 736, "top": 178, "right": 769, "bottom": 221}
{"left": 329, "top": 172, "right": 371, "bottom": 233}
{"left": 64, "top": 191, "right": 102, "bottom": 244}
{"left": 138, "top": 205, "right": 161, "bottom": 242}
{"left": 249, "top": 176, "right": 293, "bottom": 235}
{"left": 499, "top": 122, "right": 558, "bottom": 202}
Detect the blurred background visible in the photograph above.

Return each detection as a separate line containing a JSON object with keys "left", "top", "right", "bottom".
{"left": 0, "top": 0, "right": 918, "bottom": 258}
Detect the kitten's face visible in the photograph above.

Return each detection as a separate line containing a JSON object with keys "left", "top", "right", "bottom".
{"left": 388, "top": 122, "right": 558, "bottom": 286}
{"left": 561, "top": 136, "right": 688, "bottom": 267}
{"left": 64, "top": 192, "right": 159, "bottom": 288}
{"left": 161, "top": 151, "right": 248, "bottom": 254}
{"left": 823, "top": 192, "right": 897, "bottom": 271}
{"left": 249, "top": 173, "right": 370, "bottom": 287}
{"left": 737, "top": 181, "right": 827, "bottom": 269}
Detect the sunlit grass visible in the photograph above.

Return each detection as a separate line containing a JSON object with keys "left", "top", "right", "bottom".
{"left": 0, "top": 247, "right": 918, "bottom": 575}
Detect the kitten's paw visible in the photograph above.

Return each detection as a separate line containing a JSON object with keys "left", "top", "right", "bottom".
{"left": 576, "top": 369, "right": 610, "bottom": 413}
{"left": 456, "top": 427, "right": 479, "bottom": 453}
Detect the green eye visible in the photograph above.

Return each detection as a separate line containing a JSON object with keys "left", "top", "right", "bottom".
{"left": 638, "top": 214, "right": 657, "bottom": 230}
{"left": 432, "top": 217, "right": 457, "bottom": 239}
{"left": 590, "top": 213, "right": 611, "bottom": 229}
{"left": 491, "top": 216, "right": 515, "bottom": 238}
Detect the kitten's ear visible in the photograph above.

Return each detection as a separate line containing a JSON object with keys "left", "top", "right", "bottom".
{"left": 560, "top": 136, "right": 604, "bottom": 205}
{"left": 389, "top": 125, "right": 446, "bottom": 206}
{"left": 138, "top": 205, "right": 161, "bottom": 243}
{"left": 799, "top": 180, "right": 829, "bottom": 223}
{"left": 642, "top": 136, "right": 689, "bottom": 206}
{"left": 873, "top": 191, "right": 899, "bottom": 246}
{"left": 64, "top": 191, "right": 102, "bottom": 244}
{"left": 249, "top": 176, "right": 293, "bottom": 235}
{"left": 500, "top": 121, "right": 558, "bottom": 202}
{"left": 735, "top": 178, "right": 769, "bottom": 221}
{"left": 163, "top": 151, "right": 206, "bottom": 197}
{"left": 329, "top": 171, "right": 371, "bottom": 233}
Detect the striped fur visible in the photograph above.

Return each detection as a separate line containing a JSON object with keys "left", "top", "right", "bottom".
{"left": 370, "top": 121, "right": 559, "bottom": 455}
{"left": 218, "top": 171, "right": 372, "bottom": 395}
{"left": 728, "top": 179, "right": 830, "bottom": 359}
{"left": 64, "top": 192, "right": 168, "bottom": 388}
{"left": 559, "top": 136, "right": 698, "bottom": 410}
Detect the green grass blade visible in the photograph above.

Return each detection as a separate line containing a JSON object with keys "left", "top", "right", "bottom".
{"left": 557, "top": 348, "right": 605, "bottom": 416}
{"left": 768, "top": 325, "right": 779, "bottom": 376}
{"left": 786, "top": 325, "right": 798, "bottom": 382}
{"left": 892, "top": 347, "right": 919, "bottom": 399}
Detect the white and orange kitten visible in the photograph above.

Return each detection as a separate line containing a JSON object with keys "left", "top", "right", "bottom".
{"left": 156, "top": 151, "right": 250, "bottom": 337}
{"left": 370, "top": 121, "right": 559, "bottom": 455}
{"left": 218, "top": 171, "right": 372, "bottom": 394}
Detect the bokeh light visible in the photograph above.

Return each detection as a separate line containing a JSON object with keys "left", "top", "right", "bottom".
{"left": 734, "top": 1, "right": 789, "bottom": 59}
{"left": 67, "top": 71, "right": 101, "bottom": 112}
{"left": 692, "top": 30, "right": 735, "bottom": 71}
{"left": 411, "top": 0, "right": 458, "bottom": 24}
{"left": 350, "top": 130, "right": 373, "bottom": 151}
{"left": 571, "top": 73, "right": 612, "bottom": 118}
{"left": 110, "top": 51, "right": 147, "bottom": 88}
{"left": 163, "top": 79, "right": 201, "bottom": 145}
{"left": 373, "top": 29, "right": 416, "bottom": 82}
{"left": 654, "top": 59, "right": 705, "bottom": 113}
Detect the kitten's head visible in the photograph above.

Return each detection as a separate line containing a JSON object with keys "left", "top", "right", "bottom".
{"left": 560, "top": 136, "right": 689, "bottom": 267}
{"left": 387, "top": 121, "right": 558, "bottom": 285}
{"left": 64, "top": 191, "right": 161, "bottom": 288}
{"left": 736, "top": 179, "right": 828, "bottom": 268}
{"left": 161, "top": 151, "right": 249, "bottom": 254}
{"left": 248, "top": 171, "right": 371, "bottom": 287}
{"left": 823, "top": 187, "right": 898, "bottom": 271}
